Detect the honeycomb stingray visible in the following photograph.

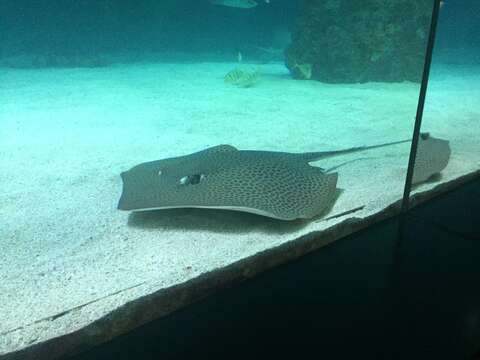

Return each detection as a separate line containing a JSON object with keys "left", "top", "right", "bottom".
{"left": 118, "top": 140, "right": 408, "bottom": 221}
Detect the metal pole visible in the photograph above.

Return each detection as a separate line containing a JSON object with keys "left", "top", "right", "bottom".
{"left": 388, "top": 1, "right": 443, "bottom": 341}
{"left": 390, "top": 0, "right": 442, "bottom": 303}
{"left": 400, "top": 0, "right": 442, "bottom": 214}
{"left": 394, "top": 0, "right": 442, "bottom": 259}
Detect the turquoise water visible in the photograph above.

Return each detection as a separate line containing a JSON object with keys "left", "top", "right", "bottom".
{"left": 0, "top": 1, "right": 297, "bottom": 66}
{"left": 0, "top": 1, "right": 479, "bottom": 356}
{"left": 0, "top": 0, "right": 478, "bottom": 220}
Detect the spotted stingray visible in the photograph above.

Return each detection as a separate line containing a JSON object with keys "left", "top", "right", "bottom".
{"left": 118, "top": 139, "right": 410, "bottom": 220}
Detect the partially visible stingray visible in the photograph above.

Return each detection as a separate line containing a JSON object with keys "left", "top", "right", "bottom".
{"left": 412, "top": 133, "right": 451, "bottom": 184}
{"left": 118, "top": 139, "right": 409, "bottom": 220}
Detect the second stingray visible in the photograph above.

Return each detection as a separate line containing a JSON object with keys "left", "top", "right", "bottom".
{"left": 118, "top": 139, "right": 411, "bottom": 220}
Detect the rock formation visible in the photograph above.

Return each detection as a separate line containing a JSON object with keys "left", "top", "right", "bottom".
{"left": 285, "top": 0, "right": 433, "bottom": 83}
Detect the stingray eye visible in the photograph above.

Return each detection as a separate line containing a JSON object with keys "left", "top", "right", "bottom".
{"left": 179, "top": 174, "right": 205, "bottom": 186}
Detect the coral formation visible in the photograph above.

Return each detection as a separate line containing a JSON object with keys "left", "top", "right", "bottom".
{"left": 285, "top": 0, "right": 432, "bottom": 83}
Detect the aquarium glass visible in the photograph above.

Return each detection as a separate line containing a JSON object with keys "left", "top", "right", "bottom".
{"left": 0, "top": 0, "right": 460, "bottom": 357}
{"left": 410, "top": 0, "right": 480, "bottom": 200}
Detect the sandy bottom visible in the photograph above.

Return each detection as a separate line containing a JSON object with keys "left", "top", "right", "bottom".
{"left": 0, "top": 60, "right": 479, "bottom": 354}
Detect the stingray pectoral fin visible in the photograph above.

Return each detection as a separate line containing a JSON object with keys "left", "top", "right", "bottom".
{"left": 117, "top": 171, "right": 135, "bottom": 210}
{"left": 412, "top": 135, "right": 451, "bottom": 184}
{"left": 298, "top": 171, "right": 339, "bottom": 219}
{"left": 322, "top": 171, "right": 339, "bottom": 209}
{"left": 201, "top": 144, "right": 238, "bottom": 154}
{"left": 117, "top": 168, "right": 157, "bottom": 211}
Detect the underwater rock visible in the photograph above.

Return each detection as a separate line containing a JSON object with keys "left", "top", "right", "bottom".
{"left": 285, "top": 0, "right": 432, "bottom": 83}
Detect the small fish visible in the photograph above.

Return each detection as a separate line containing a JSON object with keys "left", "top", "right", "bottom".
{"left": 210, "top": 0, "right": 258, "bottom": 9}
{"left": 224, "top": 68, "right": 244, "bottom": 83}
{"left": 224, "top": 67, "right": 259, "bottom": 88}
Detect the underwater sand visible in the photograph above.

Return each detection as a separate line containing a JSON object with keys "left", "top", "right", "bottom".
{"left": 0, "top": 60, "right": 479, "bottom": 356}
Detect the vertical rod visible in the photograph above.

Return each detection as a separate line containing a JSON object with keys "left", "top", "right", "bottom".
{"left": 390, "top": 0, "right": 442, "bottom": 300}
{"left": 400, "top": 0, "right": 442, "bottom": 214}
{"left": 394, "top": 0, "right": 442, "bottom": 258}
{"left": 388, "top": 2, "right": 443, "bottom": 340}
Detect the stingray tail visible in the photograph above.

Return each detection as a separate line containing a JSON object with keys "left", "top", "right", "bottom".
{"left": 324, "top": 157, "right": 374, "bottom": 173}
{"left": 302, "top": 138, "right": 411, "bottom": 162}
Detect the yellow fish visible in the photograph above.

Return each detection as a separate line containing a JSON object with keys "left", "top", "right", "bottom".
{"left": 224, "top": 67, "right": 259, "bottom": 88}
